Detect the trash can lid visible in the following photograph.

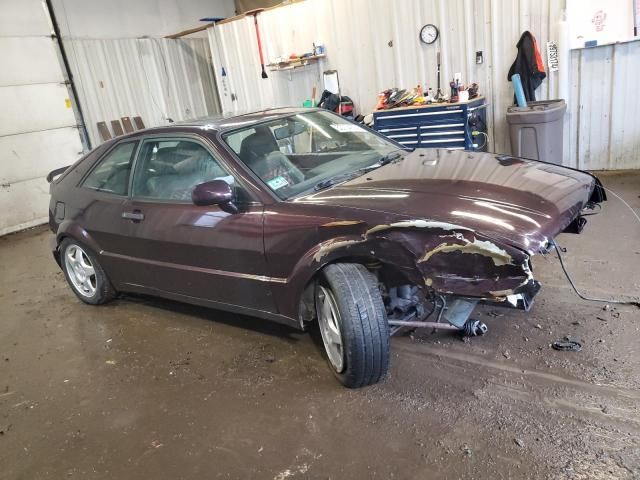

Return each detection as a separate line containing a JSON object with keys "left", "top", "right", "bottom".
{"left": 507, "top": 99, "right": 566, "bottom": 114}
{"left": 506, "top": 99, "right": 567, "bottom": 124}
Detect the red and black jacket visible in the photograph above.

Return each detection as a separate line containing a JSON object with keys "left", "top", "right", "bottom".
{"left": 508, "top": 31, "right": 547, "bottom": 102}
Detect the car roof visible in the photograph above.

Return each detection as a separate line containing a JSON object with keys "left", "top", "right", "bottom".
{"left": 146, "top": 107, "right": 319, "bottom": 135}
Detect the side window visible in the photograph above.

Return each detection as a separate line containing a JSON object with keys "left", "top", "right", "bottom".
{"left": 82, "top": 141, "right": 137, "bottom": 195}
{"left": 132, "top": 139, "right": 248, "bottom": 202}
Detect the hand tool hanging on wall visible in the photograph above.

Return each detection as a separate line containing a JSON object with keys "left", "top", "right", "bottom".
{"left": 246, "top": 9, "right": 268, "bottom": 79}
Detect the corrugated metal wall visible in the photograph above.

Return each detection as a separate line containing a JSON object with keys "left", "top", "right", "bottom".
{"left": 571, "top": 41, "right": 640, "bottom": 170}
{"left": 208, "top": 12, "right": 322, "bottom": 114}
{"left": 65, "top": 38, "right": 220, "bottom": 146}
{"left": 208, "top": 0, "right": 640, "bottom": 170}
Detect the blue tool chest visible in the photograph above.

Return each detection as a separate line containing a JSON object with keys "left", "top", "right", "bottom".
{"left": 372, "top": 96, "right": 487, "bottom": 150}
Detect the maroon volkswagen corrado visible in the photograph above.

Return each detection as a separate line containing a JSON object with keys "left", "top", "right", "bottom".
{"left": 48, "top": 108, "right": 604, "bottom": 387}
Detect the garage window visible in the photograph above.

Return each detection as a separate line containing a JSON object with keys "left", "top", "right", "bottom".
{"left": 82, "top": 141, "right": 138, "bottom": 195}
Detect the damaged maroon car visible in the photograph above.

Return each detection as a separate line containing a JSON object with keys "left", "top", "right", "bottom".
{"left": 48, "top": 108, "right": 605, "bottom": 387}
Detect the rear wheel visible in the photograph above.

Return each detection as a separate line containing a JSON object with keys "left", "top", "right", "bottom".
{"left": 316, "top": 263, "right": 390, "bottom": 388}
{"left": 60, "top": 238, "right": 116, "bottom": 305}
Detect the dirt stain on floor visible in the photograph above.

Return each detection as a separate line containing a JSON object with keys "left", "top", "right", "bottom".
{"left": 1, "top": 172, "right": 639, "bottom": 479}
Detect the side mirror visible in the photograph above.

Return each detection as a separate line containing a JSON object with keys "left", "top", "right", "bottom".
{"left": 192, "top": 179, "right": 234, "bottom": 207}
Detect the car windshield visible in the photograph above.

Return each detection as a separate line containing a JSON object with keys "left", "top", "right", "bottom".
{"left": 222, "top": 111, "right": 405, "bottom": 199}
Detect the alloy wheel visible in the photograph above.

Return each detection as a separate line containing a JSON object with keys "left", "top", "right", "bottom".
{"left": 316, "top": 286, "right": 345, "bottom": 372}
{"left": 64, "top": 244, "right": 97, "bottom": 298}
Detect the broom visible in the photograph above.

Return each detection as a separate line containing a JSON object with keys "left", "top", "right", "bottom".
{"left": 248, "top": 10, "right": 268, "bottom": 79}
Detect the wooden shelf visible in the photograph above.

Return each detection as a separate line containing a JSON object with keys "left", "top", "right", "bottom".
{"left": 267, "top": 54, "right": 325, "bottom": 71}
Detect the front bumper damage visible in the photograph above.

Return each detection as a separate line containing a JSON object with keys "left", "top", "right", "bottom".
{"left": 379, "top": 227, "right": 545, "bottom": 337}
{"left": 317, "top": 194, "right": 601, "bottom": 337}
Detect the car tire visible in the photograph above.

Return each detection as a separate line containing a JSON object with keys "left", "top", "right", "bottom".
{"left": 316, "top": 263, "right": 390, "bottom": 388}
{"left": 60, "top": 238, "right": 116, "bottom": 305}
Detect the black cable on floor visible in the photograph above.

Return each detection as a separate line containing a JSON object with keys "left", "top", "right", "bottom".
{"left": 550, "top": 239, "right": 640, "bottom": 308}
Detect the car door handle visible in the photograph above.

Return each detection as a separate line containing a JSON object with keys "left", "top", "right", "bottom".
{"left": 121, "top": 211, "right": 145, "bottom": 221}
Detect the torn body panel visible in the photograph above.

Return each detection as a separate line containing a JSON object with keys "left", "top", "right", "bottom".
{"left": 326, "top": 222, "right": 535, "bottom": 302}
{"left": 285, "top": 217, "right": 537, "bottom": 316}
{"left": 263, "top": 149, "right": 603, "bottom": 326}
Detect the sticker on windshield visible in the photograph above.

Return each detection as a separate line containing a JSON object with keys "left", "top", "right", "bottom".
{"left": 267, "top": 176, "right": 289, "bottom": 190}
{"left": 330, "top": 124, "right": 366, "bottom": 133}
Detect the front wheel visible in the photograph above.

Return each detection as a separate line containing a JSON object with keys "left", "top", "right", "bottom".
{"left": 60, "top": 238, "right": 116, "bottom": 305}
{"left": 316, "top": 263, "right": 390, "bottom": 388}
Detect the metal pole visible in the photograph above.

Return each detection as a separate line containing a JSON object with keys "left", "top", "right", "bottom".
{"left": 387, "top": 320, "right": 460, "bottom": 331}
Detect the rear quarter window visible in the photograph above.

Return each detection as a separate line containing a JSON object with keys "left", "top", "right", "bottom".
{"left": 81, "top": 141, "right": 138, "bottom": 195}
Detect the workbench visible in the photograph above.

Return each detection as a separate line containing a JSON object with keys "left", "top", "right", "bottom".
{"left": 372, "top": 96, "right": 487, "bottom": 150}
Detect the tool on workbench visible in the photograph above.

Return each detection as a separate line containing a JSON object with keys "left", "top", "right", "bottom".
{"left": 434, "top": 51, "right": 445, "bottom": 102}
{"left": 468, "top": 83, "right": 479, "bottom": 99}
{"left": 246, "top": 9, "right": 268, "bottom": 79}
{"left": 449, "top": 79, "right": 459, "bottom": 102}
{"left": 458, "top": 85, "right": 469, "bottom": 102}
{"left": 426, "top": 87, "right": 434, "bottom": 103}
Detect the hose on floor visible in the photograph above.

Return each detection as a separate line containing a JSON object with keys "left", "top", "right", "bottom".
{"left": 550, "top": 239, "right": 640, "bottom": 308}
{"left": 550, "top": 184, "right": 640, "bottom": 308}
{"left": 598, "top": 185, "right": 640, "bottom": 225}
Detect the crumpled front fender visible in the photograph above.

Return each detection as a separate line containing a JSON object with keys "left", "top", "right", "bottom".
{"left": 298, "top": 219, "right": 535, "bottom": 301}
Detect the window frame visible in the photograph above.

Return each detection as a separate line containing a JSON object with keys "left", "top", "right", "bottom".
{"left": 79, "top": 139, "right": 140, "bottom": 197}
{"left": 128, "top": 134, "right": 259, "bottom": 206}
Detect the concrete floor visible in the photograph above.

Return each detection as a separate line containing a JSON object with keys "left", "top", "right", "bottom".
{"left": 1, "top": 172, "right": 639, "bottom": 480}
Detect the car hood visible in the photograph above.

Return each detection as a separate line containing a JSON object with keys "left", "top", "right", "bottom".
{"left": 296, "top": 149, "right": 596, "bottom": 254}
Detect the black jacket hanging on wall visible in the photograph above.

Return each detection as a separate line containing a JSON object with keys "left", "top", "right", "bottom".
{"left": 507, "top": 31, "right": 546, "bottom": 102}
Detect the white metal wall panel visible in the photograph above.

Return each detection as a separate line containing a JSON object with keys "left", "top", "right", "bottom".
{"left": 607, "top": 41, "right": 640, "bottom": 170}
{"left": 0, "top": 178, "right": 55, "bottom": 236}
{"left": 0, "top": 0, "right": 84, "bottom": 236}
{"left": 0, "top": 0, "right": 51, "bottom": 36}
{"left": 0, "top": 37, "right": 65, "bottom": 86}
{"left": 575, "top": 47, "right": 613, "bottom": 171}
{"left": 209, "top": 0, "right": 638, "bottom": 170}
{"left": 0, "top": 128, "right": 82, "bottom": 184}
{"left": 572, "top": 40, "right": 640, "bottom": 170}
{"left": 209, "top": 14, "right": 321, "bottom": 114}
{"left": 65, "top": 38, "right": 221, "bottom": 146}
{"left": 0, "top": 128, "right": 82, "bottom": 236}
{"left": 50, "top": 0, "right": 235, "bottom": 39}
{"left": 0, "top": 83, "right": 77, "bottom": 136}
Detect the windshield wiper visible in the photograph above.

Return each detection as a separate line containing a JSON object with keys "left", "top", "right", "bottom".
{"left": 313, "top": 148, "right": 408, "bottom": 192}
{"left": 358, "top": 149, "right": 409, "bottom": 173}
{"left": 378, "top": 150, "right": 404, "bottom": 165}
{"left": 311, "top": 149, "right": 411, "bottom": 193}
{"left": 313, "top": 171, "right": 360, "bottom": 191}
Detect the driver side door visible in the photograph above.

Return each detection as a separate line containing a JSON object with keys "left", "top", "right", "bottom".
{"left": 119, "top": 136, "right": 277, "bottom": 314}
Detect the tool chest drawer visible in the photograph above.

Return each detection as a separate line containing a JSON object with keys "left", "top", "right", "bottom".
{"left": 372, "top": 97, "right": 486, "bottom": 150}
